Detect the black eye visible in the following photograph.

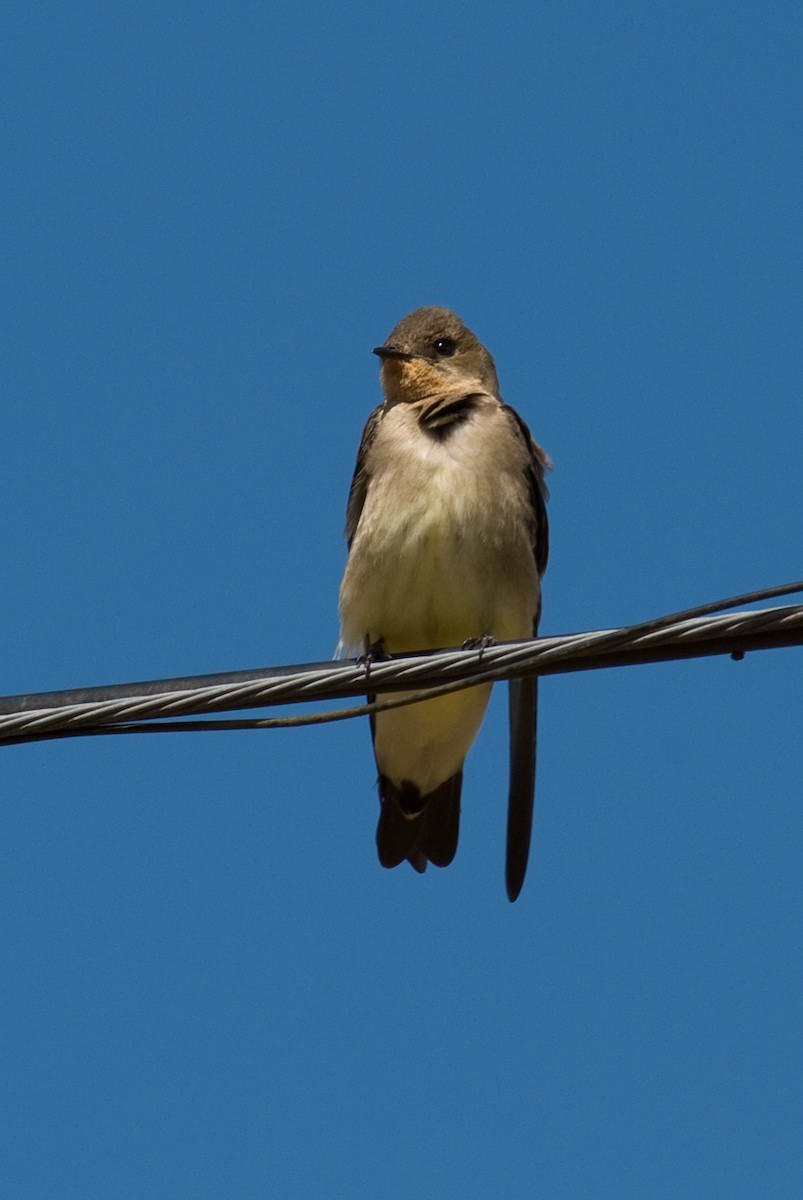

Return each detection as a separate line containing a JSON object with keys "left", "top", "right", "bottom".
{"left": 433, "top": 337, "right": 455, "bottom": 356}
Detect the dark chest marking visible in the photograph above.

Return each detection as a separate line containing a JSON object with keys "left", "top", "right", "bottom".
{"left": 417, "top": 393, "right": 480, "bottom": 438}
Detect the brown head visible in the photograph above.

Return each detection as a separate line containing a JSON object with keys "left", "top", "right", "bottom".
{"left": 373, "top": 307, "right": 500, "bottom": 405}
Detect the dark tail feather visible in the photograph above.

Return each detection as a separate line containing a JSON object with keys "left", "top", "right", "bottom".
{"left": 505, "top": 676, "right": 538, "bottom": 902}
{"left": 375, "top": 782, "right": 428, "bottom": 871}
{"left": 376, "top": 772, "right": 463, "bottom": 873}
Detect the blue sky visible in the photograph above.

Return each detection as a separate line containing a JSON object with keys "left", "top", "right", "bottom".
{"left": 2, "top": 1, "right": 802, "bottom": 1196}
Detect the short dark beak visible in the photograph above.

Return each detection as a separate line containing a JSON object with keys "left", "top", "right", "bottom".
{"left": 373, "top": 345, "right": 413, "bottom": 361}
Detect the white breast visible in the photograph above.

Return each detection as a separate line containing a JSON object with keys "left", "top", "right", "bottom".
{"left": 339, "top": 399, "right": 538, "bottom": 654}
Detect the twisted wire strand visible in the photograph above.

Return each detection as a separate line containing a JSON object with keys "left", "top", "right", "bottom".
{"left": 0, "top": 581, "right": 801, "bottom": 747}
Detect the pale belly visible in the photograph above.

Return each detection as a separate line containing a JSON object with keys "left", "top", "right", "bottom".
{"left": 339, "top": 434, "right": 538, "bottom": 792}
{"left": 373, "top": 685, "right": 492, "bottom": 793}
{"left": 339, "top": 454, "right": 537, "bottom": 654}
{"left": 338, "top": 405, "right": 537, "bottom": 796}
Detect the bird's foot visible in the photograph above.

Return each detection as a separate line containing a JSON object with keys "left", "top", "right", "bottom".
{"left": 462, "top": 633, "right": 496, "bottom": 661}
{"left": 359, "top": 637, "right": 391, "bottom": 681}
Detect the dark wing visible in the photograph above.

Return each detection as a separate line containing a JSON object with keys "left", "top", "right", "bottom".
{"left": 501, "top": 402, "right": 550, "bottom": 601}
{"left": 344, "top": 404, "right": 383, "bottom": 549}
{"left": 500, "top": 403, "right": 551, "bottom": 902}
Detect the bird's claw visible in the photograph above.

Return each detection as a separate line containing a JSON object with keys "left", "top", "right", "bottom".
{"left": 462, "top": 633, "right": 496, "bottom": 661}
{"left": 359, "top": 638, "right": 390, "bottom": 681}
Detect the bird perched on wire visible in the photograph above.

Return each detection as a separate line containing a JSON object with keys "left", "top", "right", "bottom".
{"left": 338, "top": 306, "right": 550, "bottom": 900}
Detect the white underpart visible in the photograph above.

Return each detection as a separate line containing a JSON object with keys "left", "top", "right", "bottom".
{"left": 339, "top": 394, "right": 538, "bottom": 793}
